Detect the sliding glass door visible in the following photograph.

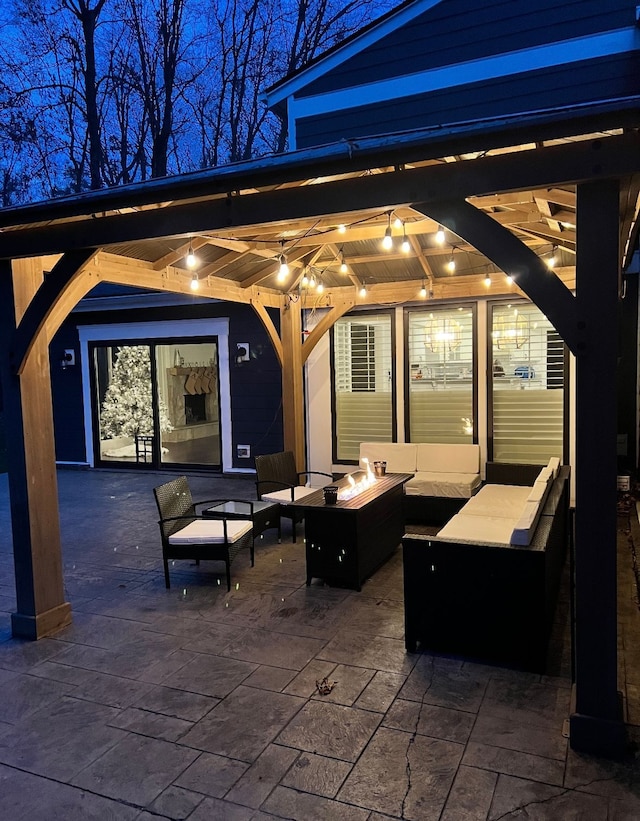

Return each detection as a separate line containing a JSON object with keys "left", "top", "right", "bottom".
{"left": 91, "top": 339, "right": 220, "bottom": 469}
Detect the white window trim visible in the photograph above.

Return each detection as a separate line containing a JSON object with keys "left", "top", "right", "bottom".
{"left": 77, "top": 318, "right": 233, "bottom": 470}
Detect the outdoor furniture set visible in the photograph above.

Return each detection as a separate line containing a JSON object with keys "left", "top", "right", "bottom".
{"left": 402, "top": 458, "right": 571, "bottom": 671}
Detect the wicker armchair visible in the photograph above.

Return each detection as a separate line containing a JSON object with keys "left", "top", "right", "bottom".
{"left": 153, "top": 475, "right": 254, "bottom": 591}
{"left": 254, "top": 451, "right": 333, "bottom": 542}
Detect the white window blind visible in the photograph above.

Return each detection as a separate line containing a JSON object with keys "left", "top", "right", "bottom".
{"left": 333, "top": 314, "right": 393, "bottom": 461}
{"left": 407, "top": 307, "right": 474, "bottom": 443}
{"left": 491, "top": 303, "right": 564, "bottom": 464}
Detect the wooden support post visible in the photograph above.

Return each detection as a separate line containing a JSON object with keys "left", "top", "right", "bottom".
{"left": 569, "top": 180, "right": 626, "bottom": 757}
{"left": 0, "top": 258, "right": 72, "bottom": 640}
{"left": 280, "top": 298, "right": 306, "bottom": 471}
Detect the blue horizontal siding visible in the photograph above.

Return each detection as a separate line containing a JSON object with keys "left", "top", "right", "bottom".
{"left": 296, "top": 53, "right": 639, "bottom": 148}
{"left": 301, "top": 0, "right": 634, "bottom": 97}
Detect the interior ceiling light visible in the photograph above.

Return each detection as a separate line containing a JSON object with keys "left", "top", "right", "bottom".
{"left": 190, "top": 272, "right": 199, "bottom": 291}
{"left": 401, "top": 224, "right": 411, "bottom": 254}
{"left": 186, "top": 240, "right": 197, "bottom": 268}
{"left": 382, "top": 212, "right": 393, "bottom": 251}
{"left": 277, "top": 253, "right": 290, "bottom": 283}
{"left": 436, "top": 226, "right": 446, "bottom": 245}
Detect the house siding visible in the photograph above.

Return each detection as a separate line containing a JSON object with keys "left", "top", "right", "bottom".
{"left": 299, "top": 0, "right": 634, "bottom": 97}
{"left": 51, "top": 301, "right": 283, "bottom": 469}
{"left": 296, "top": 53, "right": 638, "bottom": 148}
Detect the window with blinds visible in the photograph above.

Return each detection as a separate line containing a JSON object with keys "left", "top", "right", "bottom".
{"left": 406, "top": 306, "right": 475, "bottom": 443}
{"left": 332, "top": 313, "right": 394, "bottom": 461}
{"left": 491, "top": 302, "right": 565, "bottom": 464}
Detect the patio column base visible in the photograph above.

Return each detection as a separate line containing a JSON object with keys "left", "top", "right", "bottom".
{"left": 11, "top": 601, "right": 72, "bottom": 640}
{"left": 569, "top": 706, "right": 627, "bottom": 759}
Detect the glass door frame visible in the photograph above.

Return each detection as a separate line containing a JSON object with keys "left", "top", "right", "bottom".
{"left": 89, "top": 335, "right": 221, "bottom": 471}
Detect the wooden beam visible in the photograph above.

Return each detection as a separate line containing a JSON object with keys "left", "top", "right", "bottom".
{"left": 414, "top": 199, "right": 579, "bottom": 353}
{"left": 280, "top": 299, "right": 305, "bottom": 470}
{"left": 1, "top": 132, "right": 637, "bottom": 258}
{"left": 251, "top": 299, "right": 283, "bottom": 366}
{"left": 302, "top": 300, "right": 355, "bottom": 363}
{"left": 0, "top": 258, "right": 71, "bottom": 640}
{"left": 11, "top": 249, "right": 98, "bottom": 375}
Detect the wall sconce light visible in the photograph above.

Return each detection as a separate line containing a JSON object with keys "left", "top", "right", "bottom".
{"left": 235, "top": 342, "right": 250, "bottom": 365}
{"left": 60, "top": 349, "right": 75, "bottom": 369}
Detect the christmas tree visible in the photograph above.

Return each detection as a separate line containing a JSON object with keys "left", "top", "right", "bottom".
{"left": 100, "top": 345, "right": 172, "bottom": 439}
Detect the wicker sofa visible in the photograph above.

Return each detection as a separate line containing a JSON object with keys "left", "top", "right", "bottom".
{"left": 402, "top": 459, "right": 570, "bottom": 672}
{"left": 358, "top": 442, "right": 481, "bottom": 523}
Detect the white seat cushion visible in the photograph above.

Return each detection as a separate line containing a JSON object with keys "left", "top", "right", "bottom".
{"left": 416, "top": 443, "right": 480, "bottom": 474}
{"left": 359, "top": 443, "right": 418, "bottom": 473}
{"left": 461, "top": 484, "right": 531, "bottom": 517}
{"left": 261, "top": 486, "right": 317, "bottom": 505}
{"left": 404, "top": 471, "right": 481, "bottom": 498}
{"left": 168, "top": 519, "right": 252, "bottom": 545}
{"left": 437, "top": 513, "right": 517, "bottom": 546}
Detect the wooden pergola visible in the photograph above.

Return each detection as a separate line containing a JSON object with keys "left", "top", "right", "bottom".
{"left": 0, "top": 124, "right": 639, "bottom": 756}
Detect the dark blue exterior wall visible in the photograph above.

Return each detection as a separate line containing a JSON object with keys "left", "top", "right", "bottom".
{"left": 301, "top": 0, "right": 634, "bottom": 96}
{"left": 50, "top": 300, "right": 283, "bottom": 470}
{"left": 297, "top": 53, "right": 639, "bottom": 147}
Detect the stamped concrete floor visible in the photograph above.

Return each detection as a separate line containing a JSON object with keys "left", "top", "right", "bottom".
{"left": 0, "top": 469, "right": 639, "bottom": 820}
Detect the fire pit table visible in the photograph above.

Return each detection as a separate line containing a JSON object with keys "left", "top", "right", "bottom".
{"left": 291, "top": 471, "right": 412, "bottom": 590}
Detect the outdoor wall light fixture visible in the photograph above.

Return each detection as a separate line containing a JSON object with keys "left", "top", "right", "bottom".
{"left": 60, "top": 349, "right": 75, "bottom": 369}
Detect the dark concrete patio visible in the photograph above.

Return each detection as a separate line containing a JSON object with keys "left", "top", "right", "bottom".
{"left": 0, "top": 468, "right": 638, "bottom": 820}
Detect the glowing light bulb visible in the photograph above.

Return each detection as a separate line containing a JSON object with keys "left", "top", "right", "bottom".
{"left": 446, "top": 255, "right": 456, "bottom": 273}
{"left": 436, "top": 226, "right": 445, "bottom": 245}
{"left": 190, "top": 273, "right": 199, "bottom": 291}
{"left": 277, "top": 254, "right": 289, "bottom": 283}
{"left": 420, "top": 283, "right": 427, "bottom": 298}
{"left": 382, "top": 226, "right": 393, "bottom": 250}
{"left": 186, "top": 246, "right": 197, "bottom": 268}
{"left": 484, "top": 275, "right": 491, "bottom": 287}
{"left": 338, "top": 224, "right": 346, "bottom": 234}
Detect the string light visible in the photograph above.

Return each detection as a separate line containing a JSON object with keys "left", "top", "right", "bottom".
{"left": 301, "top": 268, "right": 309, "bottom": 287}
{"left": 382, "top": 212, "right": 393, "bottom": 251}
{"left": 446, "top": 248, "right": 456, "bottom": 273}
{"left": 484, "top": 274, "right": 491, "bottom": 287}
{"left": 420, "top": 281, "right": 427, "bottom": 298}
{"left": 401, "top": 223, "right": 411, "bottom": 254}
{"left": 506, "top": 274, "right": 514, "bottom": 285}
{"left": 359, "top": 282, "right": 367, "bottom": 297}
{"left": 436, "top": 225, "right": 446, "bottom": 245}
{"left": 186, "top": 239, "right": 197, "bottom": 268}
{"left": 277, "top": 253, "right": 290, "bottom": 283}
{"left": 393, "top": 215, "right": 403, "bottom": 230}
{"left": 339, "top": 250, "right": 348, "bottom": 274}
{"left": 316, "top": 279, "right": 324, "bottom": 294}
{"left": 190, "top": 272, "right": 199, "bottom": 291}
{"left": 547, "top": 245, "right": 557, "bottom": 268}
{"left": 338, "top": 224, "right": 346, "bottom": 234}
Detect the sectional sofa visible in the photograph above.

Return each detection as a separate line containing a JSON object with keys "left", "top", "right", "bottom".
{"left": 358, "top": 442, "right": 481, "bottom": 523}
{"left": 401, "top": 459, "right": 570, "bottom": 672}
